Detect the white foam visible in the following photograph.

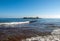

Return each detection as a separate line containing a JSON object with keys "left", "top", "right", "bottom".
{"left": 22, "top": 35, "right": 60, "bottom": 41}
{"left": 51, "top": 29, "right": 60, "bottom": 35}
{"left": 0, "top": 21, "right": 30, "bottom": 25}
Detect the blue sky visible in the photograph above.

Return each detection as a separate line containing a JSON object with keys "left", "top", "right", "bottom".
{"left": 0, "top": 0, "right": 60, "bottom": 18}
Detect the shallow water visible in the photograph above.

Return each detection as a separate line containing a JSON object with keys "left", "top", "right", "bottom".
{"left": 0, "top": 18, "right": 60, "bottom": 41}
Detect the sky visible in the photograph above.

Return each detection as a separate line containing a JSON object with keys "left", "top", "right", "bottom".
{"left": 0, "top": 0, "right": 60, "bottom": 18}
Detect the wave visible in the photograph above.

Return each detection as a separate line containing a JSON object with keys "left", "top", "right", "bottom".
{"left": 22, "top": 34, "right": 60, "bottom": 41}
{"left": 0, "top": 21, "right": 30, "bottom": 25}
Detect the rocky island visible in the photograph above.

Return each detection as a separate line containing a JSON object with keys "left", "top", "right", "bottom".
{"left": 23, "top": 17, "right": 40, "bottom": 19}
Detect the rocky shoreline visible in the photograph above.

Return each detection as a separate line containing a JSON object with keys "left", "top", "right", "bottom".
{"left": 0, "top": 26, "right": 60, "bottom": 41}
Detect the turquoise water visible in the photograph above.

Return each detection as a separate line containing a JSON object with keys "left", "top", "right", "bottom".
{"left": 0, "top": 18, "right": 60, "bottom": 27}
{"left": 0, "top": 18, "right": 38, "bottom": 23}
{"left": 0, "top": 18, "right": 60, "bottom": 25}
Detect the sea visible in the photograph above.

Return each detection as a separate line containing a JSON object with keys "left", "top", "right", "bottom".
{"left": 0, "top": 18, "right": 60, "bottom": 41}
{"left": 0, "top": 18, "right": 60, "bottom": 27}
{"left": 0, "top": 18, "right": 60, "bottom": 23}
{"left": 0, "top": 18, "right": 60, "bottom": 33}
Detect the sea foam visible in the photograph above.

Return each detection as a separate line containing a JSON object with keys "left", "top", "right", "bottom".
{"left": 0, "top": 21, "right": 29, "bottom": 25}
{"left": 0, "top": 21, "right": 30, "bottom": 27}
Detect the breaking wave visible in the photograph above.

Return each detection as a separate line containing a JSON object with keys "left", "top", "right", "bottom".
{"left": 0, "top": 21, "right": 30, "bottom": 25}
{"left": 0, "top": 21, "right": 30, "bottom": 27}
